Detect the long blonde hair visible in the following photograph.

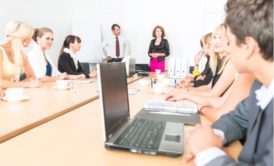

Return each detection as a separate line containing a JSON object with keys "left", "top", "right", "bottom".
{"left": 2, "top": 21, "right": 34, "bottom": 67}
{"left": 209, "top": 23, "right": 229, "bottom": 75}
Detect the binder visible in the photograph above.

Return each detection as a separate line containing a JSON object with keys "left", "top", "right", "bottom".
{"left": 180, "top": 57, "right": 189, "bottom": 78}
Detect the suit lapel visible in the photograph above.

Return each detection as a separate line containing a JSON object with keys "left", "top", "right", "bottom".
{"left": 249, "top": 106, "right": 262, "bottom": 132}
{"left": 69, "top": 56, "right": 77, "bottom": 71}
{"left": 239, "top": 104, "right": 268, "bottom": 162}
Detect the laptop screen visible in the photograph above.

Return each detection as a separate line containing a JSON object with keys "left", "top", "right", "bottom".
{"left": 98, "top": 63, "right": 130, "bottom": 140}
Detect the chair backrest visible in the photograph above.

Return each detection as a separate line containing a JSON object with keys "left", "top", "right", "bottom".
{"left": 80, "top": 63, "right": 90, "bottom": 75}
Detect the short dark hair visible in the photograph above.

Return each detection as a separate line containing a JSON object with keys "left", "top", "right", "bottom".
{"left": 111, "top": 24, "right": 120, "bottom": 30}
{"left": 152, "top": 25, "right": 165, "bottom": 38}
{"left": 225, "top": 0, "right": 273, "bottom": 61}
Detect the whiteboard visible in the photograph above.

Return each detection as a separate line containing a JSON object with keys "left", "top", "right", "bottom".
{"left": 72, "top": 23, "right": 103, "bottom": 63}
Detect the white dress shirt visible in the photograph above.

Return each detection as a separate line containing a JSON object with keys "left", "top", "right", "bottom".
{"left": 198, "top": 55, "right": 208, "bottom": 73}
{"left": 255, "top": 78, "right": 274, "bottom": 109}
{"left": 28, "top": 43, "right": 60, "bottom": 78}
{"left": 195, "top": 78, "right": 274, "bottom": 166}
{"left": 102, "top": 35, "right": 130, "bottom": 58}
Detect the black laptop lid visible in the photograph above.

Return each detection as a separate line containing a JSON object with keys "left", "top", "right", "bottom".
{"left": 98, "top": 63, "right": 130, "bottom": 140}
{"left": 135, "top": 63, "right": 150, "bottom": 72}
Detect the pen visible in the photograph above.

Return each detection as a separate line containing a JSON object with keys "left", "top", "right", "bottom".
{"left": 174, "top": 78, "right": 177, "bottom": 88}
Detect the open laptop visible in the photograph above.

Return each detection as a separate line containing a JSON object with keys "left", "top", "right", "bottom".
{"left": 97, "top": 63, "right": 184, "bottom": 157}
{"left": 135, "top": 63, "right": 150, "bottom": 76}
{"left": 135, "top": 63, "right": 150, "bottom": 72}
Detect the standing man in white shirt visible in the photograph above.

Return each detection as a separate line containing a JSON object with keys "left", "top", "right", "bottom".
{"left": 102, "top": 24, "right": 130, "bottom": 63}
{"left": 182, "top": 0, "right": 273, "bottom": 165}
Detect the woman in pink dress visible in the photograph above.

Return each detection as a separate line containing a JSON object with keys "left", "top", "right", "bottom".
{"left": 148, "top": 25, "right": 170, "bottom": 72}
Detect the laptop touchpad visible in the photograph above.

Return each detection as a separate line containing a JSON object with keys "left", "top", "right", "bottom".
{"left": 165, "top": 134, "right": 180, "bottom": 142}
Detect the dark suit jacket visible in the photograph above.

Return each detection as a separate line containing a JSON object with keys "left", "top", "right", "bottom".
{"left": 194, "top": 56, "right": 213, "bottom": 87}
{"left": 208, "top": 80, "right": 273, "bottom": 166}
{"left": 58, "top": 52, "right": 90, "bottom": 78}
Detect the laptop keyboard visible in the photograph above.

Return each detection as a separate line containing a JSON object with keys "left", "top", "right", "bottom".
{"left": 115, "top": 118, "right": 166, "bottom": 150}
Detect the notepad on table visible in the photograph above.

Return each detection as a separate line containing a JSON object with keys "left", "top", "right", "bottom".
{"left": 143, "top": 100, "right": 198, "bottom": 114}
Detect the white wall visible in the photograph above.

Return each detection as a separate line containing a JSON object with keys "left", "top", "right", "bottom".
{"left": 0, "top": 0, "right": 226, "bottom": 67}
{"left": 204, "top": 0, "right": 227, "bottom": 33}
{"left": 123, "top": 0, "right": 205, "bottom": 64}
{"left": 70, "top": 0, "right": 227, "bottom": 66}
{"left": 0, "top": 0, "right": 73, "bottom": 65}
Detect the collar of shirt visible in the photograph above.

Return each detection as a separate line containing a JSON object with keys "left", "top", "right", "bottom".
{"left": 255, "top": 78, "right": 274, "bottom": 110}
{"left": 64, "top": 48, "right": 79, "bottom": 67}
{"left": 64, "top": 48, "right": 76, "bottom": 57}
{"left": 113, "top": 34, "right": 119, "bottom": 38}
{"left": 113, "top": 35, "right": 123, "bottom": 41}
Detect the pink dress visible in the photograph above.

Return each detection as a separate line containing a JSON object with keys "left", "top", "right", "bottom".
{"left": 148, "top": 38, "right": 170, "bottom": 72}
{"left": 149, "top": 58, "right": 165, "bottom": 72}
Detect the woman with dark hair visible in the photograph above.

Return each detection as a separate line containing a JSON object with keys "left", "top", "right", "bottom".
{"left": 148, "top": 25, "right": 170, "bottom": 72}
{"left": 58, "top": 35, "right": 96, "bottom": 78}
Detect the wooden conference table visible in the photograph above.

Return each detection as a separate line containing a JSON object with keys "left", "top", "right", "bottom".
{"left": 0, "top": 75, "right": 242, "bottom": 166}
{"left": 0, "top": 76, "right": 140, "bottom": 143}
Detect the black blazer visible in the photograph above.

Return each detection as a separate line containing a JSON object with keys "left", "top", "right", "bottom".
{"left": 148, "top": 38, "right": 170, "bottom": 62}
{"left": 58, "top": 52, "right": 90, "bottom": 78}
{"left": 194, "top": 56, "right": 213, "bottom": 87}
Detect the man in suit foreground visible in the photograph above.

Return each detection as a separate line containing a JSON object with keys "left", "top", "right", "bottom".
{"left": 183, "top": 0, "right": 273, "bottom": 165}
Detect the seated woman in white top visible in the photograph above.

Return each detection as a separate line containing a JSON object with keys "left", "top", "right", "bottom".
{"left": 28, "top": 28, "right": 84, "bottom": 82}
{"left": 0, "top": 21, "right": 41, "bottom": 88}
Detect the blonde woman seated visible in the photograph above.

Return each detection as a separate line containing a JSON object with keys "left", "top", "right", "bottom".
{"left": 28, "top": 28, "right": 84, "bottom": 82}
{"left": 166, "top": 24, "right": 236, "bottom": 107}
{"left": 0, "top": 21, "right": 41, "bottom": 88}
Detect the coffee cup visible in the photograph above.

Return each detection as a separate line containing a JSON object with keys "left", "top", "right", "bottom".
{"left": 56, "top": 80, "right": 69, "bottom": 89}
{"left": 5, "top": 88, "right": 25, "bottom": 100}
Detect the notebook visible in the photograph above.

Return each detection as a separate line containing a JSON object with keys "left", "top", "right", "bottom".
{"left": 143, "top": 100, "right": 198, "bottom": 114}
{"left": 143, "top": 100, "right": 201, "bottom": 126}
{"left": 97, "top": 63, "right": 184, "bottom": 157}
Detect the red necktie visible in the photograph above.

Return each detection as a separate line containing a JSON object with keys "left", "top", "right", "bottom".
{"left": 115, "top": 37, "right": 120, "bottom": 57}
